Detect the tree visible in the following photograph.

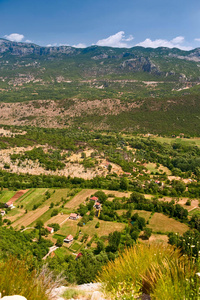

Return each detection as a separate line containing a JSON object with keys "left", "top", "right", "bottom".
{"left": 94, "top": 191, "right": 107, "bottom": 204}
{"left": 35, "top": 220, "right": 44, "bottom": 229}
{"left": 56, "top": 237, "right": 63, "bottom": 247}
{"left": 120, "top": 177, "right": 129, "bottom": 190}
{"left": 108, "top": 231, "right": 121, "bottom": 252}
{"left": 96, "top": 240, "right": 105, "bottom": 253}
{"left": 143, "top": 228, "right": 152, "bottom": 240}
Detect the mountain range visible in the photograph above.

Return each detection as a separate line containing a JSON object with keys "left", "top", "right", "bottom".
{"left": 0, "top": 38, "right": 200, "bottom": 135}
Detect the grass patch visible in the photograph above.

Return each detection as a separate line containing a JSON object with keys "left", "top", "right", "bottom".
{"left": 81, "top": 218, "right": 126, "bottom": 238}
{"left": 30, "top": 207, "right": 55, "bottom": 226}
{"left": 18, "top": 188, "right": 48, "bottom": 210}
{"left": 53, "top": 233, "right": 65, "bottom": 239}
{"left": 147, "top": 212, "right": 189, "bottom": 234}
{"left": 0, "top": 190, "right": 16, "bottom": 203}
{"left": 189, "top": 208, "right": 200, "bottom": 216}
{"left": 62, "top": 288, "right": 88, "bottom": 300}
{"left": 70, "top": 242, "right": 81, "bottom": 252}
{"left": 54, "top": 247, "right": 71, "bottom": 258}
{"left": 58, "top": 220, "right": 79, "bottom": 237}
{"left": 98, "top": 243, "right": 199, "bottom": 299}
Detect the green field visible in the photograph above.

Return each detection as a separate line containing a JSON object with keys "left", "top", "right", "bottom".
{"left": 0, "top": 191, "right": 16, "bottom": 203}
{"left": 153, "top": 136, "right": 200, "bottom": 147}
{"left": 17, "top": 188, "right": 48, "bottom": 210}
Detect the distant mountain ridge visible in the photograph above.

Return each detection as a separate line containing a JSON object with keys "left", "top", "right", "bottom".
{"left": 0, "top": 38, "right": 200, "bottom": 135}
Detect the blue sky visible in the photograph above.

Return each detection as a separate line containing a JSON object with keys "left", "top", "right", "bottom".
{"left": 0, "top": 0, "right": 200, "bottom": 49}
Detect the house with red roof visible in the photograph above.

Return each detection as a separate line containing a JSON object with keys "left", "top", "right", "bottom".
{"left": 46, "top": 226, "right": 54, "bottom": 234}
{"left": 5, "top": 200, "right": 14, "bottom": 209}
{"left": 69, "top": 213, "right": 79, "bottom": 220}
{"left": 64, "top": 234, "right": 73, "bottom": 243}
{"left": 90, "top": 196, "right": 98, "bottom": 202}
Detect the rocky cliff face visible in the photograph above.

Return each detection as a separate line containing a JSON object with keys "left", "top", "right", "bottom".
{"left": 0, "top": 39, "right": 79, "bottom": 56}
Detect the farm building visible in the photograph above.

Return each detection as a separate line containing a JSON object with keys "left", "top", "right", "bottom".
{"left": 5, "top": 200, "right": 14, "bottom": 209}
{"left": 64, "top": 234, "right": 73, "bottom": 243}
{"left": 46, "top": 226, "right": 54, "bottom": 234}
{"left": 94, "top": 202, "right": 101, "bottom": 209}
{"left": 69, "top": 213, "right": 79, "bottom": 220}
{"left": 90, "top": 196, "right": 98, "bottom": 202}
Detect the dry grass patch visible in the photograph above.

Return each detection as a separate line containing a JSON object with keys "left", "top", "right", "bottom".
{"left": 140, "top": 233, "right": 168, "bottom": 245}
{"left": 147, "top": 213, "right": 189, "bottom": 234}
{"left": 103, "top": 190, "right": 131, "bottom": 198}
{"left": 81, "top": 218, "right": 125, "bottom": 237}
{"left": 144, "top": 162, "right": 171, "bottom": 175}
{"left": 65, "top": 189, "right": 97, "bottom": 209}
{"left": 12, "top": 205, "right": 49, "bottom": 228}
{"left": 44, "top": 213, "right": 69, "bottom": 226}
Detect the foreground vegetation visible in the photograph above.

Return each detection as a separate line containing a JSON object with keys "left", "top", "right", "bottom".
{"left": 99, "top": 243, "right": 200, "bottom": 299}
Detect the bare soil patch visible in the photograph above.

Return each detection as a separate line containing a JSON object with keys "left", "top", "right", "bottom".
{"left": 8, "top": 189, "right": 29, "bottom": 203}
{"left": 12, "top": 206, "right": 49, "bottom": 228}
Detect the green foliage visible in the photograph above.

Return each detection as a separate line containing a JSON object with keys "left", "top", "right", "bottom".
{"left": 0, "top": 227, "right": 52, "bottom": 260}
{"left": 51, "top": 209, "right": 59, "bottom": 217}
{"left": 56, "top": 237, "right": 63, "bottom": 247}
{"left": 98, "top": 243, "right": 199, "bottom": 300}
{"left": 48, "top": 223, "right": 60, "bottom": 232}
{"left": 0, "top": 257, "right": 50, "bottom": 300}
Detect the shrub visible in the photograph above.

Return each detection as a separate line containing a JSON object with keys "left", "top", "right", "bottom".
{"left": 98, "top": 243, "right": 199, "bottom": 300}
{"left": 95, "top": 222, "right": 100, "bottom": 228}
{"left": 0, "top": 257, "right": 61, "bottom": 300}
{"left": 51, "top": 209, "right": 59, "bottom": 217}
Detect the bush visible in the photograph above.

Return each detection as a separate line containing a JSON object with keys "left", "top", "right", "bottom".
{"left": 51, "top": 209, "right": 59, "bottom": 217}
{"left": 95, "top": 222, "right": 100, "bottom": 228}
{"left": 0, "top": 257, "right": 57, "bottom": 300}
{"left": 98, "top": 243, "right": 199, "bottom": 300}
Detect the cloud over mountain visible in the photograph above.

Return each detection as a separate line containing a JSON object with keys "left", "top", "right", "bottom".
{"left": 4, "top": 33, "right": 24, "bottom": 42}
{"left": 136, "top": 36, "right": 191, "bottom": 50}
{"left": 96, "top": 31, "right": 134, "bottom": 48}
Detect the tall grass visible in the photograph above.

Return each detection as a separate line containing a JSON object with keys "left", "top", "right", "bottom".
{"left": 98, "top": 243, "right": 200, "bottom": 300}
{"left": 0, "top": 257, "right": 63, "bottom": 300}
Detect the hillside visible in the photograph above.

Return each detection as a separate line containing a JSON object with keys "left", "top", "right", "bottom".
{"left": 0, "top": 39, "right": 200, "bottom": 134}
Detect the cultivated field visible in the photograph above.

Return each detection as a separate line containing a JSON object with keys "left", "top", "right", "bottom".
{"left": 147, "top": 213, "right": 189, "bottom": 234}
{"left": 12, "top": 205, "right": 49, "bottom": 229}
{"left": 65, "top": 189, "right": 98, "bottom": 209}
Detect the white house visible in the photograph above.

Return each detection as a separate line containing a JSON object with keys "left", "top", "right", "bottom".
{"left": 64, "top": 234, "right": 73, "bottom": 243}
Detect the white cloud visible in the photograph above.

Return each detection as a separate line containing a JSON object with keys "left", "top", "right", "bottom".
{"left": 73, "top": 43, "right": 86, "bottom": 48}
{"left": 46, "top": 43, "right": 58, "bottom": 47}
{"left": 25, "top": 39, "right": 32, "bottom": 43}
{"left": 194, "top": 38, "right": 200, "bottom": 42}
{"left": 96, "top": 31, "right": 134, "bottom": 48}
{"left": 136, "top": 36, "right": 191, "bottom": 50}
{"left": 4, "top": 33, "right": 24, "bottom": 42}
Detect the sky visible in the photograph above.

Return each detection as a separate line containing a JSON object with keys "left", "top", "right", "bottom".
{"left": 0, "top": 0, "right": 200, "bottom": 50}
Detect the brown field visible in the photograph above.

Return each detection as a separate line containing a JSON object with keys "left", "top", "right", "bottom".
{"left": 65, "top": 189, "right": 98, "bottom": 208}
{"left": 44, "top": 213, "right": 69, "bottom": 226}
{"left": 139, "top": 233, "right": 169, "bottom": 245}
{"left": 148, "top": 213, "right": 189, "bottom": 234}
{"left": 12, "top": 206, "right": 49, "bottom": 228}
{"left": 103, "top": 190, "right": 131, "bottom": 198}
{"left": 8, "top": 189, "right": 29, "bottom": 203}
